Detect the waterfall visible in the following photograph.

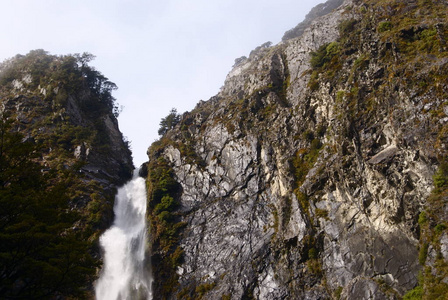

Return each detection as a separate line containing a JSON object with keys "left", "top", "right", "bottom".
{"left": 95, "top": 169, "right": 152, "bottom": 300}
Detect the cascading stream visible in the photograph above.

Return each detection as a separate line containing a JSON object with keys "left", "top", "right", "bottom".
{"left": 95, "top": 169, "right": 152, "bottom": 300}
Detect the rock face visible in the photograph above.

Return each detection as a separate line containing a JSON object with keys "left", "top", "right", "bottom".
{"left": 147, "top": 0, "right": 448, "bottom": 299}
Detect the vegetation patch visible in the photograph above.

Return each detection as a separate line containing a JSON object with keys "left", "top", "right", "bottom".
{"left": 146, "top": 143, "right": 186, "bottom": 297}
{"left": 403, "top": 284, "right": 423, "bottom": 300}
{"left": 310, "top": 42, "right": 340, "bottom": 69}
{"left": 334, "top": 286, "right": 343, "bottom": 299}
{"left": 195, "top": 282, "right": 217, "bottom": 299}
{"left": 0, "top": 116, "right": 98, "bottom": 298}
{"left": 377, "top": 21, "right": 393, "bottom": 33}
{"left": 410, "top": 159, "right": 448, "bottom": 298}
{"left": 315, "top": 208, "right": 329, "bottom": 220}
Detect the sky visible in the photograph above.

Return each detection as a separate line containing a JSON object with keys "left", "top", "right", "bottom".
{"left": 1, "top": 0, "right": 324, "bottom": 166}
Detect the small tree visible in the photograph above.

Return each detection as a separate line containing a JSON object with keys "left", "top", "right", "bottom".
{"left": 158, "top": 108, "right": 180, "bottom": 136}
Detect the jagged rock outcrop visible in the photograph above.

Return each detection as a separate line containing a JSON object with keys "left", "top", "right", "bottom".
{"left": 147, "top": 0, "right": 448, "bottom": 299}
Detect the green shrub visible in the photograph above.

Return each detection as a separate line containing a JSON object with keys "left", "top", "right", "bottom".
{"left": 334, "top": 286, "right": 343, "bottom": 299}
{"left": 310, "top": 42, "right": 340, "bottom": 69}
{"left": 336, "top": 90, "right": 345, "bottom": 103}
{"left": 157, "top": 210, "right": 172, "bottom": 222}
{"left": 339, "top": 19, "right": 357, "bottom": 34}
{"left": 171, "top": 246, "right": 184, "bottom": 268}
{"left": 419, "top": 28, "right": 437, "bottom": 40}
{"left": 433, "top": 162, "right": 448, "bottom": 188}
{"left": 296, "top": 191, "right": 310, "bottom": 211}
{"left": 418, "top": 243, "right": 429, "bottom": 265}
{"left": 307, "top": 259, "right": 322, "bottom": 275}
{"left": 308, "top": 70, "right": 320, "bottom": 91}
{"left": 403, "top": 285, "right": 423, "bottom": 300}
{"left": 434, "top": 223, "right": 447, "bottom": 234}
{"left": 310, "top": 43, "right": 332, "bottom": 68}
{"left": 154, "top": 195, "right": 176, "bottom": 214}
{"left": 418, "top": 211, "right": 428, "bottom": 225}
{"left": 308, "top": 248, "right": 318, "bottom": 259}
{"left": 326, "top": 42, "right": 340, "bottom": 57}
{"left": 195, "top": 282, "right": 217, "bottom": 298}
{"left": 378, "top": 21, "right": 393, "bottom": 32}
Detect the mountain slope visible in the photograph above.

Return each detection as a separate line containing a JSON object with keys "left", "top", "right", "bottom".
{"left": 146, "top": 0, "right": 448, "bottom": 299}
{"left": 0, "top": 50, "right": 133, "bottom": 298}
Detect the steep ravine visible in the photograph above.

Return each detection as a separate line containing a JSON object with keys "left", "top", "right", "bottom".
{"left": 146, "top": 0, "right": 448, "bottom": 299}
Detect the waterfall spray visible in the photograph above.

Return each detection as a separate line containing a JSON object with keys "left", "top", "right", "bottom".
{"left": 95, "top": 169, "right": 152, "bottom": 300}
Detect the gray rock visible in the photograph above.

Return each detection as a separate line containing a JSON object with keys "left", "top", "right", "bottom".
{"left": 147, "top": 0, "right": 447, "bottom": 298}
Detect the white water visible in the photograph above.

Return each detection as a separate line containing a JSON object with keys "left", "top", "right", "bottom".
{"left": 95, "top": 170, "right": 152, "bottom": 300}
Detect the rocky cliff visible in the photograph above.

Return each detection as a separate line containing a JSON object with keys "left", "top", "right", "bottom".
{"left": 147, "top": 0, "right": 448, "bottom": 299}
{"left": 0, "top": 50, "right": 133, "bottom": 298}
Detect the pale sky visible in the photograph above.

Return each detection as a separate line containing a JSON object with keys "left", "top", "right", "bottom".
{"left": 1, "top": 0, "right": 324, "bottom": 166}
